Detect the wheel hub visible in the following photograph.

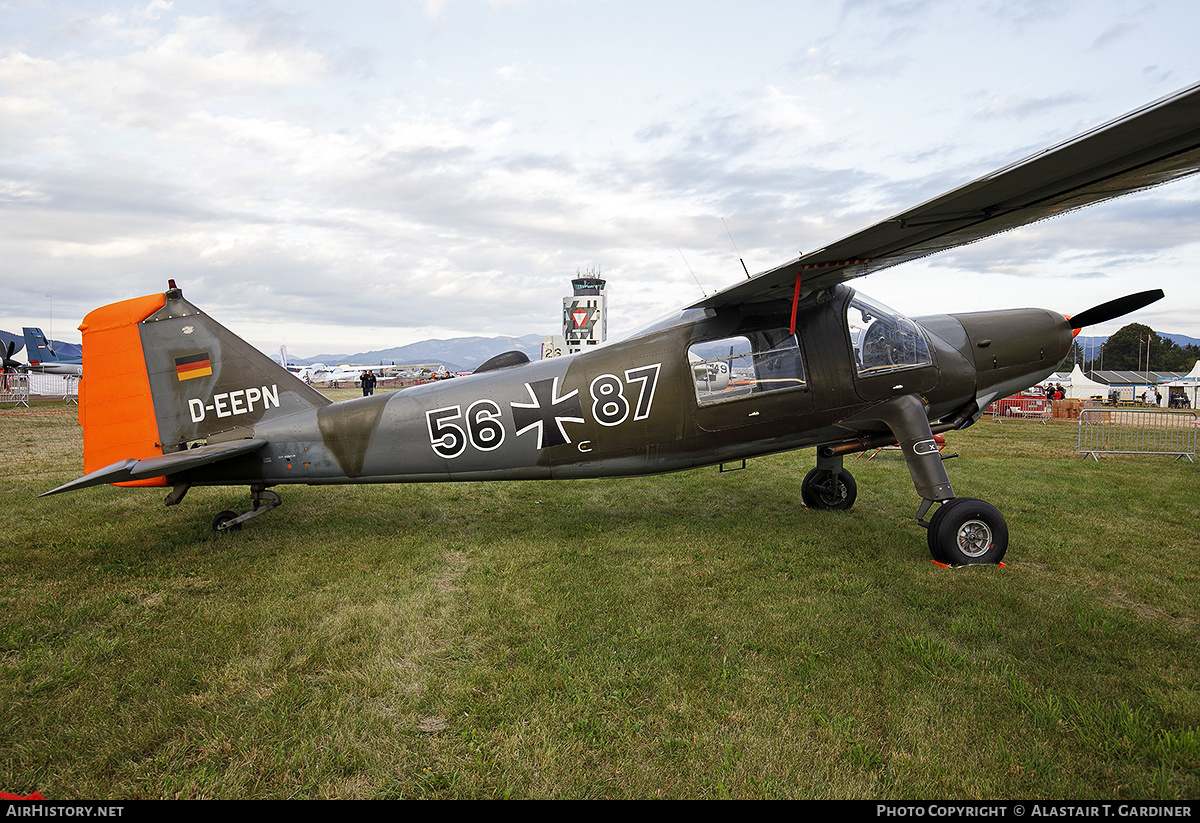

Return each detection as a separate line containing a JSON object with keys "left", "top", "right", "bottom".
{"left": 818, "top": 481, "right": 846, "bottom": 505}
{"left": 955, "top": 518, "right": 993, "bottom": 558}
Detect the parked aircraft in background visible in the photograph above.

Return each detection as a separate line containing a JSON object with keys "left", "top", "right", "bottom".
{"left": 307, "top": 363, "right": 370, "bottom": 385}
{"left": 276, "top": 346, "right": 369, "bottom": 385}
{"left": 39, "top": 82, "right": 1200, "bottom": 566}
{"left": 21, "top": 328, "right": 82, "bottom": 375}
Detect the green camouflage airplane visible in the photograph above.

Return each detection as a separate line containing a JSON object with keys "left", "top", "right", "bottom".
{"left": 43, "top": 82, "right": 1200, "bottom": 565}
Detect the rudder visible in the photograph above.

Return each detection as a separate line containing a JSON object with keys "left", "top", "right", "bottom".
{"left": 78, "top": 293, "right": 169, "bottom": 483}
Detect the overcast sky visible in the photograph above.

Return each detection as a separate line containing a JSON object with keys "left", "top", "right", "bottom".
{"left": 4, "top": 0, "right": 1200, "bottom": 357}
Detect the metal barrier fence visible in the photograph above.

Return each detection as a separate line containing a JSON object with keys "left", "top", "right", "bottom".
{"left": 1, "top": 374, "right": 31, "bottom": 406}
{"left": 0, "top": 373, "right": 78, "bottom": 406}
{"left": 1078, "top": 408, "right": 1198, "bottom": 461}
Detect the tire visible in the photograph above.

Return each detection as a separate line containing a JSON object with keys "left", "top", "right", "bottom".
{"left": 801, "top": 468, "right": 857, "bottom": 510}
{"left": 927, "top": 498, "right": 1007, "bottom": 565}
{"left": 211, "top": 510, "right": 242, "bottom": 532}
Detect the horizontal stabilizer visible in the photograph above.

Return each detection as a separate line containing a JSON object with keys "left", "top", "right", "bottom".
{"left": 40, "top": 439, "right": 265, "bottom": 497}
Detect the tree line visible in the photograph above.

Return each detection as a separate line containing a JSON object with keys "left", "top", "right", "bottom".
{"left": 1069, "top": 323, "right": 1199, "bottom": 372}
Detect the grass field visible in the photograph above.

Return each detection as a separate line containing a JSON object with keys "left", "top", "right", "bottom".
{"left": 1, "top": 400, "right": 1197, "bottom": 799}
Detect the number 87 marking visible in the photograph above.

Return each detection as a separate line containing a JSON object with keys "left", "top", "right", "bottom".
{"left": 591, "top": 363, "right": 661, "bottom": 427}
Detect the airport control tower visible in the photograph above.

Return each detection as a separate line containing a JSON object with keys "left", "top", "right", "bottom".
{"left": 544, "top": 274, "right": 607, "bottom": 358}
{"left": 563, "top": 275, "right": 607, "bottom": 354}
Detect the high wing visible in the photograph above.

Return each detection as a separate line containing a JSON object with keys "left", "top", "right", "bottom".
{"left": 694, "top": 81, "right": 1200, "bottom": 310}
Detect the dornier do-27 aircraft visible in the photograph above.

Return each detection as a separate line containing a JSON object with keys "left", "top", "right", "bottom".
{"left": 43, "top": 82, "right": 1200, "bottom": 565}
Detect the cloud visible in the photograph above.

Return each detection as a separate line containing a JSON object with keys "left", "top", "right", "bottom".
{"left": 4, "top": 0, "right": 1200, "bottom": 353}
{"left": 138, "top": 1, "right": 174, "bottom": 21}
{"left": 972, "top": 92, "right": 1084, "bottom": 121}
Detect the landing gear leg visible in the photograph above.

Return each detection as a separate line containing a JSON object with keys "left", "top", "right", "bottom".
{"left": 872, "top": 395, "right": 1007, "bottom": 565}
{"left": 212, "top": 486, "right": 283, "bottom": 532}
{"left": 164, "top": 482, "right": 191, "bottom": 506}
{"left": 801, "top": 452, "right": 857, "bottom": 510}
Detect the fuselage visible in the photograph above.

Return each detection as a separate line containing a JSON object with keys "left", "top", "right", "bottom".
{"left": 182, "top": 286, "right": 1073, "bottom": 490}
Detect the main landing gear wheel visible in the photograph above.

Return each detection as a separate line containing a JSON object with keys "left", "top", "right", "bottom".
{"left": 926, "top": 498, "right": 1008, "bottom": 565}
{"left": 801, "top": 468, "right": 858, "bottom": 510}
{"left": 211, "top": 510, "right": 242, "bottom": 532}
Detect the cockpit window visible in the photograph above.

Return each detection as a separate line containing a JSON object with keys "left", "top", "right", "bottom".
{"left": 847, "top": 294, "right": 932, "bottom": 376}
{"left": 689, "top": 328, "right": 805, "bottom": 404}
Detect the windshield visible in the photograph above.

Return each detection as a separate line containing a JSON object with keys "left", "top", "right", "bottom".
{"left": 847, "top": 293, "right": 932, "bottom": 376}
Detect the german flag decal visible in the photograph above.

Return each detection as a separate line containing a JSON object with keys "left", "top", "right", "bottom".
{"left": 175, "top": 352, "right": 213, "bottom": 381}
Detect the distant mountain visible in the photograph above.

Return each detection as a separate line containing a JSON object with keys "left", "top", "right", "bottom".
{"left": 1163, "top": 333, "right": 1200, "bottom": 349}
{"left": 2, "top": 328, "right": 547, "bottom": 373}
{"left": 1075, "top": 333, "right": 1200, "bottom": 351}
{"left": 290, "top": 334, "right": 548, "bottom": 374}
{"left": 5, "top": 327, "right": 1194, "bottom": 375}
{"left": 0, "top": 330, "right": 22, "bottom": 355}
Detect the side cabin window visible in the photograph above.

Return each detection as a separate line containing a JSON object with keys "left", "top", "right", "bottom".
{"left": 847, "top": 294, "right": 932, "bottom": 376}
{"left": 689, "top": 328, "right": 805, "bottom": 405}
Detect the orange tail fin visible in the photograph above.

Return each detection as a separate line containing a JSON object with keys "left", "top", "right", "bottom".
{"left": 78, "top": 292, "right": 168, "bottom": 486}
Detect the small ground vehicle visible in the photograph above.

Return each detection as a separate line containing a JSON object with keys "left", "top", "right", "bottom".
{"left": 992, "top": 390, "right": 1051, "bottom": 418}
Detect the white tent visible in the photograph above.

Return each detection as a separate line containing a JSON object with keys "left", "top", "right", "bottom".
{"left": 1064, "top": 364, "right": 1108, "bottom": 400}
{"left": 1161, "top": 360, "right": 1200, "bottom": 409}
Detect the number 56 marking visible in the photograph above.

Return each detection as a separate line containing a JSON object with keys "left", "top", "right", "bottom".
{"left": 426, "top": 400, "right": 505, "bottom": 459}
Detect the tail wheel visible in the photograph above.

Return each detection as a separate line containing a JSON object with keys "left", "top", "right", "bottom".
{"left": 801, "top": 468, "right": 857, "bottom": 511}
{"left": 927, "top": 498, "right": 1007, "bottom": 565}
{"left": 211, "top": 510, "right": 242, "bottom": 532}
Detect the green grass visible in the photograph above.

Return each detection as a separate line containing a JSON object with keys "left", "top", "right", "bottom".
{"left": 1, "top": 406, "right": 1197, "bottom": 798}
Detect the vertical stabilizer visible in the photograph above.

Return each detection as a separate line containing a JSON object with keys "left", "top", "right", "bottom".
{"left": 138, "top": 283, "right": 331, "bottom": 450}
{"left": 21, "top": 328, "right": 54, "bottom": 365}
{"left": 77, "top": 282, "right": 330, "bottom": 486}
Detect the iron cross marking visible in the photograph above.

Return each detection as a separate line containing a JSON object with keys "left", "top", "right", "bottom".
{"left": 511, "top": 377, "right": 584, "bottom": 449}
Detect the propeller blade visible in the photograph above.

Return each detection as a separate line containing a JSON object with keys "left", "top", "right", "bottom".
{"left": 1069, "top": 289, "right": 1164, "bottom": 330}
